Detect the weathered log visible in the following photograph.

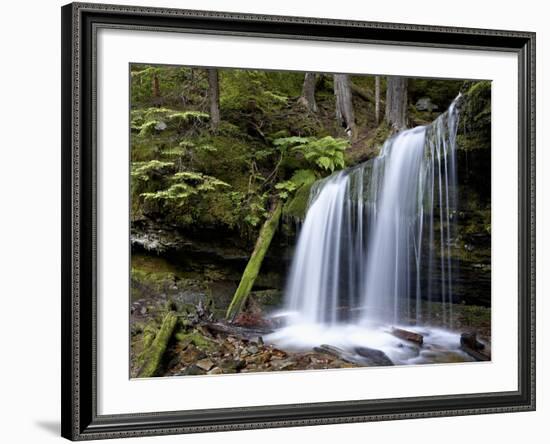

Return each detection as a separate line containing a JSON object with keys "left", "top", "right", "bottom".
{"left": 204, "top": 322, "right": 273, "bottom": 341}
{"left": 226, "top": 201, "right": 283, "bottom": 320}
{"left": 354, "top": 346, "right": 394, "bottom": 366}
{"left": 137, "top": 311, "right": 178, "bottom": 378}
{"left": 391, "top": 327, "right": 424, "bottom": 345}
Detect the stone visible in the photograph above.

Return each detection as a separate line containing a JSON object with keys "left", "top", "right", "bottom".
{"left": 179, "top": 364, "right": 206, "bottom": 376}
{"left": 207, "top": 367, "right": 223, "bottom": 375}
{"left": 196, "top": 358, "right": 214, "bottom": 372}
{"left": 180, "top": 345, "right": 206, "bottom": 364}
{"left": 354, "top": 347, "right": 394, "bottom": 366}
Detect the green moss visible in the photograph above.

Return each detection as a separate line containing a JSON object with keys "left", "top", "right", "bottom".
{"left": 137, "top": 312, "right": 178, "bottom": 378}
{"left": 174, "top": 329, "right": 216, "bottom": 351}
{"left": 283, "top": 182, "right": 313, "bottom": 220}
{"left": 226, "top": 201, "right": 283, "bottom": 319}
{"left": 456, "top": 80, "right": 491, "bottom": 152}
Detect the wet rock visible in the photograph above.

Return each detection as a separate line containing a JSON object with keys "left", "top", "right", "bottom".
{"left": 180, "top": 345, "right": 206, "bottom": 364}
{"left": 196, "top": 359, "right": 214, "bottom": 372}
{"left": 391, "top": 327, "right": 423, "bottom": 345}
{"left": 460, "top": 332, "right": 491, "bottom": 361}
{"left": 179, "top": 364, "right": 206, "bottom": 376}
{"left": 219, "top": 359, "right": 246, "bottom": 374}
{"left": 207, "top": 367, "right": 223, "bottom": 375}
{"left": 460, "top": 332, "right": 485, "bottom": 350}
{"left": 354, "top": 347, "right": 394, "bottom": 366}
{"left": 270, "top": 359, "right": 296, "bottom": 371}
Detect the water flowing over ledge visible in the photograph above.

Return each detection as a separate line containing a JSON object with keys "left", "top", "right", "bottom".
{"left": 266, "top": 95, "right": 467, "bottom": 363}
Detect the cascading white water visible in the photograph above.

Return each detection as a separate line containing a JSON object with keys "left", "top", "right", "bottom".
{"left": 279, "top": 95, "right": 461, "bottom": 334}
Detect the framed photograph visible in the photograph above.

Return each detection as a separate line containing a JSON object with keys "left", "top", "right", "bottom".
{"left": 61, "top": 2, "right": 536, "bottom": 440}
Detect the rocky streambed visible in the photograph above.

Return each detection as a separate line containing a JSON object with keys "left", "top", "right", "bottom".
{"left": 130, "top": 293, "right": 491, "bottom": 378}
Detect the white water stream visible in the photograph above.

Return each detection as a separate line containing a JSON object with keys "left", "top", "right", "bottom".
{"left": 266, "top": 96, "right": 466, "bottom": 364}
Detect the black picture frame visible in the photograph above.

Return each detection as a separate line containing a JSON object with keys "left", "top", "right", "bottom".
{"left": 61, "top": 2, "right": 536, "bottom": 440}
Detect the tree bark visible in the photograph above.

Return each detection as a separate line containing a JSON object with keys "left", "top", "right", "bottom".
{"left": 226, "top": 201, "right": 283, "bottom": 320}
{"left": 385, "top": 76, "right": 408, "bottom": 130}
{"left": 152, "top": 72, "right": 162, "bottom": 106}
{"left": 299, "top": 73, "right": 318, "bottom": 113}
{"left": 207, "top": 68, "right": 221, "bottom": 132}
{"left": 375, "top": 76, "right": 381, "bottom": 124}
{"left": 334, "top": 74, "right": 356, "bottom": 140}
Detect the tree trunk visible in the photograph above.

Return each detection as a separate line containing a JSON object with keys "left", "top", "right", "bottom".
{"left": 152, "top": 72, "right": 162, "bottom": 106}
{"left": 375, "top": 76, "right": 381, "bottom": 124}
{"left": 226, "top": 201, "right": 283, "bottom": 320}
{"left": 299, "top": 73, "right": 318, "bottom": 113}
{"left": 137, "top": 312, "right": 178, "bottom": 378}
{"left": 385, "top": 76, "right": 408, "bottom": 130}
{"left": 207, "top": 68, "right": 221, "bottom": 132}
{"left": 334, "top": 74, "right": 356, "bottom": 140}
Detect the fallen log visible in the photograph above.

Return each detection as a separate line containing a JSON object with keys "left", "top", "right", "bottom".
{"left": 226, "top": 201, "right": 283, "bottom": 320}
{"left": 391, "top": 327, "right": 424, "bottom": 345}
{"left": 354, "top": 346, "right": 394, "bottom": 366}
{"left": 137, "top": 311, "right": 178, "bottom": 378}
{"left": 204, "top": 322, "right": 273, "bottom": 341}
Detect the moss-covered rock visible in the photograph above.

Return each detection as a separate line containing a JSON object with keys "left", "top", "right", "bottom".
{"left": 456, "top": 80, "right": 491, "bottom": 152}
{"left": 283, "top": 182, "right": 313, "bottom": 221}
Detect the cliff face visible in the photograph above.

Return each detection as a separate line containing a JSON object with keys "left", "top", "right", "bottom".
{"left": 453, "top": 81, "right": 492, "bottom": 306}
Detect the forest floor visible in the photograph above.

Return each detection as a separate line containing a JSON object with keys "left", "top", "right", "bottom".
{"left": 130, "top": 274, "right": 491, "bottom": 378}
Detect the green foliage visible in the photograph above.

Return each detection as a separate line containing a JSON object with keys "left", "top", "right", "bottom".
{"left": 131, "top": 108, "right": 209, "bottom": 136}
{"left": 220, "top": 70, "right": 302, "bottom": 113}
{"left": 275, "top": 169, "right": 317, "bottom": 200}
{"left": 131, "top": 160, "right": 174, "bottom": 181}
{"left": 456, "top": 81, "right": 491, "bottom": 152}
{"left": 141, "top": 171, "right": 230, "bottom": 204}
{"left": 274, "top": 136, "right": 348, "bottom": 173}
{"left": 130, "top": 65, "right": 207, "bottom": 107}
{"left": 283, "top": 182, "right": 314, "bottom": 220}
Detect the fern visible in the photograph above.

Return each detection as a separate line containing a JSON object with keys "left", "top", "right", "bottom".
{"left": 292, "top": 136, "right": 348, "bottom": 172}
{"left": 272, "top": 136, "right": 348, "bottom": 173}
{"left": 131, "top": 160, "right": 174, "bottom": 181}
{"left": 141, "top": 171, "right": 230, "bottom": 205}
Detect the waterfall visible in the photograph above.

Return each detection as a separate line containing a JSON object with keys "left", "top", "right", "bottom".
{"left": 282, "top": 95, "right": 461, "bottom": 330}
